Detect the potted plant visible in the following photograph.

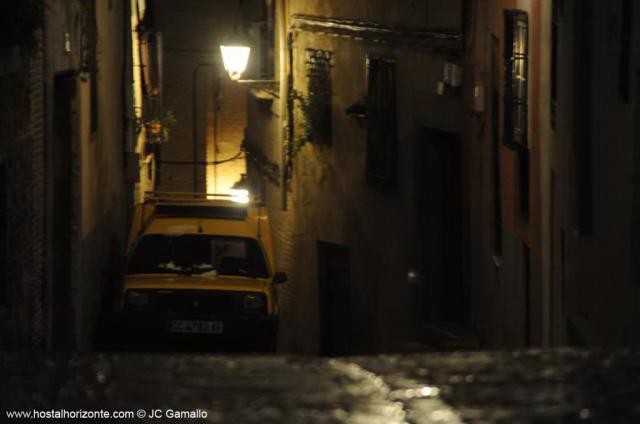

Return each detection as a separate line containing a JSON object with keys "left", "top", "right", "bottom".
{"left": 144, "top": 109, "right": 175, "bottom": 143}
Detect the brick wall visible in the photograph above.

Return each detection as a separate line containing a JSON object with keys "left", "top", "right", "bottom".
{"left": 245, "top": 93, "right": 301, "bottom": 353}
{"left": 0, "top": 35, "right": 46, "bottom": 350}
{"left": 155, "top": 0, "right": 247, "bottom": 194}
{"left": 207, "top": 79, "right": 248, "bottom": 193}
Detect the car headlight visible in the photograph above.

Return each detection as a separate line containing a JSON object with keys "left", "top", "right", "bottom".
{"left": 126, "top": 290, "right": 149, "bottom": 307}
{"left": 243, "top": 293, "right": 265, "bottom": 312}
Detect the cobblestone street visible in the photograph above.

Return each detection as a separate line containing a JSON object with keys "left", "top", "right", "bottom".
{"left": 2, "top": 349, "right": 640, "bottom": 422}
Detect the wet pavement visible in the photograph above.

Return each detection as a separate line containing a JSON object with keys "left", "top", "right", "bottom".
{"left": 2, "top": 349, "right": 640, "bottom": 422}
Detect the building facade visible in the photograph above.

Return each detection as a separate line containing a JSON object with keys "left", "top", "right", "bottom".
{"left": 0, "top": 2, "right": 46, "bottom": 350}
{"left": 463, "top": 0, "right": 640, "bottom": 349}
{"left": 247, "top": 0, "right": 640, "bottom": 353}
{"left": 246, "top": 0, "right": 467, "bottom": 354}
{"left": 1, "top": 0, "right": 137, "bottom": 351}
{"left": 549, "top": 0, "right": 640, "bottom": 346}
{"left": 463, "top": 0, "right": 551, "bottom": 348}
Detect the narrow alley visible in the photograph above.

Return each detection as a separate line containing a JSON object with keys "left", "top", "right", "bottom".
{"left": 1, "top": 0, "right": 640, "bottom": 422}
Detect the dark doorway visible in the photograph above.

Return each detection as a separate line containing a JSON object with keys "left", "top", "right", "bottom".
{"left": 523, "top": 243, "right": 532, "bottom": 346}
{"left": 632, "top": 71, "right": 640, "bottom": 284}
{"left": 0, "top": 159, "right": 6, "bottom": 306}
{"left": 51, "top": 71, "right": 75, "bottom": 351}
{"left": 417, "top": 127, "right": 465, "bottom": 324}
{"left": 317, "top": 241, "right": 350, "bottom": 356}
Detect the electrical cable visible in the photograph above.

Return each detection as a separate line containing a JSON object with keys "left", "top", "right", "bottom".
{"left": 158, "top": 151, "right": 245, "bottom": 166}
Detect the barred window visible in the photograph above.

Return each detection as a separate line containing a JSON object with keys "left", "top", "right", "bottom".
{"left": 504, "top": 10, "right": 529, "bottom": 149}
{"left": 305, "top": 49, "right": 332, "bottom": 144}
{"left": 366, "top": 56, "right": 396, "bottom": 186}
{"left": 550, "top": 0, "right": 560, "bottom": 128}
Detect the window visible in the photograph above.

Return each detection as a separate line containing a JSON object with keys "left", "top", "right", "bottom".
{"left": 305, "top": 49, "right": 332, "bottom": 144}
{"left": 504, "top": 10, "right": 529, "bottom": 149}
{"left": 551, "top": 0, "right": 560, "bottom": 128}
{"left": 366, "top": 56, "right": 397, "bottom": 186}
{"left": 619, "top": 0, "right": 633, "bottom": 102}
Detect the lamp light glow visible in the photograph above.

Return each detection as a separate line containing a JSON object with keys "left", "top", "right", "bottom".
{"left": 229, "top": 188, "right": 250, "bottom": 204}
{"left": 220, "top": 45, "right": 250, "bottom": 80}
{"left": 230, "top": 173, "right": 250, "bottom": 203}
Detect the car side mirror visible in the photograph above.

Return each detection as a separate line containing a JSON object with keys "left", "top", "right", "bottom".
{"left": 272, "top": 271, "right": 287, "bottom": 284}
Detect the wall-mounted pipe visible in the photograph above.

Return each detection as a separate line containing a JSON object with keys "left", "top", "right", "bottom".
{"left": 277, "top": 0, "right": 288, "bottom": 211}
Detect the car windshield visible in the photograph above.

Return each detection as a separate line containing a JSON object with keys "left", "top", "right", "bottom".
{"left": 127, "top": 234, "right": 269, "bottom": 278}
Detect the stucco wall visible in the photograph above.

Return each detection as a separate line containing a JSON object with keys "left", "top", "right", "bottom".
{"left": 550, "top": 0, "right": 640, "bottom": 346}
{"left": 42, "top": 0, "right": 131, "bottom": 351}
{"left": 461, "top": 0, "right": 550, "bottom": 349}
{"left": 247, "top": 0, "right": 465, "bottom": 354}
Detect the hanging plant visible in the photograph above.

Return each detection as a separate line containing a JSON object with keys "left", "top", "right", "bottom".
{"left": 290, "top": 88, "right": 332, "bottom": 157}
{"left": 289, "top": 89, "right": 312, "bottom": 158}
{"left": 144, "top": 109, "right": 175, "bottom": 143}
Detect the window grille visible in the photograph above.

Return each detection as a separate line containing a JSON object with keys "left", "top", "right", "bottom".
{"left": 551, "top": 0, "right": 560, "bottom": 128}
{"left": 504, "top": 10, "right": 528, "bottom": 149}
{"left": 366, "top": 56, "right": 396, "bottom": 186}
{"left": 305, "top": 49, "right": 332, "bottom": 144}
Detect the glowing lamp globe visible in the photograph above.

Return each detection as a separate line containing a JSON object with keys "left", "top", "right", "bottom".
{"left": 220, "top": 42, "right": 250, "bottom": 81}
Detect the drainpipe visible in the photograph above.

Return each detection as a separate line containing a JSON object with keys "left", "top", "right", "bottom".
{"left": 277, "top": 0, "right": 288, "bottom": 210}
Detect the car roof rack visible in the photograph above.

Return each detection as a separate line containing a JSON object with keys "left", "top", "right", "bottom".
{"left": 132, "top": 192, "right": 265, "bottom": 246}
{"left": 143, "top": 191, "right": 262, "bottom": 206}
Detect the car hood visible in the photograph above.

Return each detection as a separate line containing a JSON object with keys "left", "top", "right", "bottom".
{"left": 124, "top": 274, "right": 269, "bottom": 292}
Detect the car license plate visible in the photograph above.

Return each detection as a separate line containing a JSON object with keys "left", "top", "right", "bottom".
{"left": 167, "top": 320, "right": 223, "bottom": 334}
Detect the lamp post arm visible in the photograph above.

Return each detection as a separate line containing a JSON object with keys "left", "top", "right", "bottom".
{"left": 236, "top": 79, "right": 278, "bottom": 84}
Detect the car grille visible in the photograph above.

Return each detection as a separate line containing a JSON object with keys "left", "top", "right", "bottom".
{"left": 129, "top": 290, "right": 266, "bottom": 316}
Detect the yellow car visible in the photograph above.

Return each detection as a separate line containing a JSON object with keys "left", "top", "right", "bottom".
{"left": 119, "top": 191, "right": 285, "bottom": 350}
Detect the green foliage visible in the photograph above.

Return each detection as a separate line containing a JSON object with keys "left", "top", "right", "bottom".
{"left": 290, "top": 89, "right": 312, "bottom": 158}
{"left": 145, "top": 109, "right": 176, "bottom": 143}
{"left": 290, "top": 88, "right": 331, "bottom": 154}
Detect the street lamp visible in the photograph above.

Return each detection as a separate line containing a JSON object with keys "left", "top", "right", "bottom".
{"left": 220, "top": 33, "right": 251, "bottom": 81}
{"left": 219, "top": 33, "right": 277, "bottom": 83}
